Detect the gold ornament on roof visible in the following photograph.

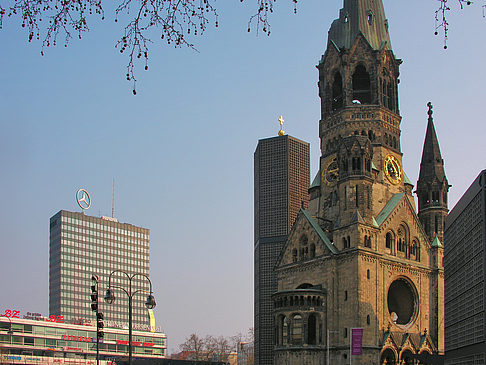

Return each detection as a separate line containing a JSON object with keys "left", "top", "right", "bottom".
{"left": 278, "top": 115, "right": 285, "bottom": 136}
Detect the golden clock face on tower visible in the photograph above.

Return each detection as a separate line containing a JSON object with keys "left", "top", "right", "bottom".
{"left": 384, "top": 155, "right": 402, "bottom": 185}
{"left": 322, "top": 157, "right": 339, "bottom": 186}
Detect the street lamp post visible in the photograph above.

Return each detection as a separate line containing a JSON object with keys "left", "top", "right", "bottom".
{"left": 104, "top": 270, "right": 156, "bottom": 365}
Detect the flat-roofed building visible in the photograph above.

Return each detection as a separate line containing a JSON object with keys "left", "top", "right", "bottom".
{"left": 444, "top": 170, "right": 486, "bottom": 364}
{"left": 254, "top": 134, "right": 310, "bottom": 365}
{"left": 49, "top": 210, "right": 151, "bottom": 330}
{"left": 0, "top": 315, "right": 166, "bottom": 364}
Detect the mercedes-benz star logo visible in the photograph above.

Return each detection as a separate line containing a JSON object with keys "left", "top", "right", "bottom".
{"left": 76, "top": 189, "right": 91, "bottom": 211}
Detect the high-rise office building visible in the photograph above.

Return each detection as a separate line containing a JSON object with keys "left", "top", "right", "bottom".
{"left": 254, "top": 134, "right": 310, "bottom": 365}
{"left": 49, "top": 210, "right": 151, "bottom": 329}
{"left": 444, "top": 170, "right": 486, "bottom": 364}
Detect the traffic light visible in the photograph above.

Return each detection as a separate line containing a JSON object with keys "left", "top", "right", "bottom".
{"left": 90, "top": 283, "right": 98, "bottom": 312}
{"left": 96, "top": 312, "right": 104, "bottom": 339}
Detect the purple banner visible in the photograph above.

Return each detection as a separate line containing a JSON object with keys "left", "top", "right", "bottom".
{"left": 351, "top": 328, "right": 363, "bottom": 355}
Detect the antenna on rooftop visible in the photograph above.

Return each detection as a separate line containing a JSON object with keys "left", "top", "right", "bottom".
{"left": 112, "top": 178, "right": 115, "bottom": 218}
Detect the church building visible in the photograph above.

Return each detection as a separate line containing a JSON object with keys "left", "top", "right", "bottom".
{"left": 271, "top": 0, "right": 448, "bottom": 364}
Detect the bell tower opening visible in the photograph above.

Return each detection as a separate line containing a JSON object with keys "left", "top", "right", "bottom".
{"left": 352, "top": 65, "right": 371, "bottom": 104}
{"left": 332, "top": 71, "right": 344, "bottom": 111}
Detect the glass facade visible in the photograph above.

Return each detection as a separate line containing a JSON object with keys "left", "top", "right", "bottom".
{"left": 49, "top": 210, "right": 151, "bottom": 330}
{"left": 0, "top": 317, "right": 166, "bottom": 364}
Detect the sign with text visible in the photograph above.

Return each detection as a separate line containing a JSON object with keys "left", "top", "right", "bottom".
{"left": 351, "top": 328, "right": 363, "bottom": 355}
{"left": 0, "top": 309, "right": 63, "bottom": 323}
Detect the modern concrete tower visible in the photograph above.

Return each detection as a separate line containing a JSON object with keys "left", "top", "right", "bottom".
{"left": 272, "top": 1, "right": 446, "bottom": 364}
{"left": 254, "top": 131, "right": 310, "bottom": 365}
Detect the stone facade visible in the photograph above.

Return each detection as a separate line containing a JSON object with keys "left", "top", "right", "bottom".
{"left": 272, "top": 1, "right": 447, "bottom": 364}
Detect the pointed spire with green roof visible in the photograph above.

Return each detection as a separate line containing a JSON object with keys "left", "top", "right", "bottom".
{"left": 328, "top": 0, "right": 392, "bottom": 51}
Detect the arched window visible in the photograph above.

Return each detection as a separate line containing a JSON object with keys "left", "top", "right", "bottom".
{"left": 411, "top": 239, "right": 418, "bottom": 257}
{"left": 291, "top": 315, "right": 303, "bottom": 344}
{"left": 386, "top": 232, "right": 393, "bottom": 249}
{"left": 342, "top": 237, "right": 347, "bottom": 249}
{"left": 310, "top": 244, "right": 316, "bottom": 258}
{"left": 397, "top": 224, "right": 409, "bottom": 253}
{"left": 300, "top": 234, "right": 308, "bottom": 245}
{"left": 283, "top": 317, "right": 288, "bottom": 344}
{"left": 292, "top": 249, "right": 297, "bottom": 262}
{"left": 308, "top": 314, "right": 317, "bottom": 345}
{"left": 332, "top": 71, "right": 344, "bottom": 111}
{"left": 397, "top": 238, "right": 404, "bottom": 252}
{"left": 387, "top": 82, "right": 395, "bottom": 111}
{"left": 278, "top": 316, "right": 287, "bottom": 345}
{"left": 367, "top": 11, "right": 374, "bottom": 25}
{"left": 352, "top": 65, "right": 371, "bottom": 104}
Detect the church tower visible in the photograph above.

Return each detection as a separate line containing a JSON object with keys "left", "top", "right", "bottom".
{"left": 416, "top": 102, "right": 450, "bottom": 245}
{"left": 272, "top": 1, "right": 446, "bottom": 364}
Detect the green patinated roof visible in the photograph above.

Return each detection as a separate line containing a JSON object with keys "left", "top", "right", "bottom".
{"left": 310, "top": 169, "right": 321, "bottom": 189}
{"left": 301, "top": 209, "right": 339, "bottom": 254}
{"left": 431, "top": 236, "right": 442, "bottom": 248}
{"left": 403, "top": 171, "right": 413, "bottom": 186}
{"left": 372, "top": 217, "right": 379, "bottom": 228}
{"left": 328, "top": 0, "right": 392, "bottom": 51}
{"left": 375, "top": 193, "right": 405, "bottom": 226}
{"left": 371, "top": 161, "right": 378, "bottom": 171}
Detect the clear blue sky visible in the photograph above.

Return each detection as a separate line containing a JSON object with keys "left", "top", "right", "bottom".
{"left": 0, "top": 0, "right": 484, "bottom": 354}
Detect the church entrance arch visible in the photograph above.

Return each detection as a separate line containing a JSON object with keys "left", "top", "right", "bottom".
{"left": 380, "top": 348, "right": 397, "bottom": 365}
{"left": 400, "top": 349, "right": 415, "bottom": 365}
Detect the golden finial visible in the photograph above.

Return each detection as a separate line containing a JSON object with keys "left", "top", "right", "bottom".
{"left": 278, "top": 115, "right": 285, "bottom": 136}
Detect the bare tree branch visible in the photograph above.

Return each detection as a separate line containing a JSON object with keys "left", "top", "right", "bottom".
{"left": 434, "top": 0, "right": 484, "bottom": 49}
{"left": 2, "top": 1, "right": 484, "bottom": 94}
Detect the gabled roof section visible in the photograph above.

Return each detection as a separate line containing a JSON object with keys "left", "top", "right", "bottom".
{"left": 431, "top": 236, "right": 442, "bottom": 248}
{"left": 328, "top": 0, "right": 392, "bottom": 51}
{"left": 419, "top": 332, "right": 438, "bottom": 353}
{"left": 350, "top": 209, "right": 365, "bottom": 224}
{"left": 403, "top": 171, "right": 413, "bottom": 187}
{"left": 310, "top": 169, "right": 321, "bottom": 189}
{"left": 375, "top": 193, "right": 405, "bottom": 226}
{"left": 274, "top": 209, "right": 339, "bottom": 269}
{"left": 301, "top": 209, "right": 339, "bottom": 254}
